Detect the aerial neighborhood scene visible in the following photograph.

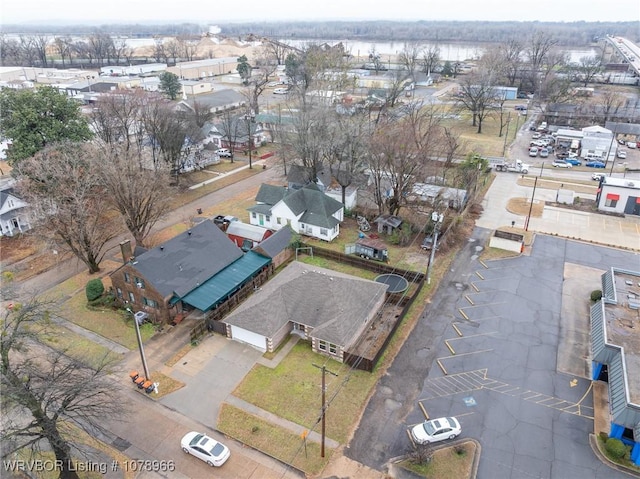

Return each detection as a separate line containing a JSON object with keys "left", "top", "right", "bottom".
{"left": 2, "top": 0, "right": 640, "bottom": 478}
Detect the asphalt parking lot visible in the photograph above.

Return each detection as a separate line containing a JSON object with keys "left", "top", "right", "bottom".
{"left": 346, "top": 231, "right": 637, "bottom": 479}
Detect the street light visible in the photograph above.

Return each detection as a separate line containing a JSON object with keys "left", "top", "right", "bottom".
{"left": 244, "top": 112, "right": 255, "bottom": 169}
{"left": 426, "top": 212, "right": 444, "bottom": 285}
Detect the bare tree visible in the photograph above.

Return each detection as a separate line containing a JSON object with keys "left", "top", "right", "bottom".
{"left": 86, "top": 32, "right": 114, "bottom": 67}
{"left": 324, "top": 113, "right": 371, "bottom": 206}
{"left": 398, "top": 42, "right": 423, "bottom": 79}
{"left": 52, "top": 36, "right": 73, "bottom": 68}
{"left": 0, "top": 35, "right": 20, "bottom": 65}
{"left": 17, "top": 36, "right": 38, "bottom": 67}
{"left": 456, "top": 70, "right": 498, "bottom": 134}
{"left": 178, "top": 36, "right": 200, "bottom": 62}
{"left": 16, "top": 143, "right": 122, "bottom": 273}
{"left": 525, "top": 31, "right": 557, "bottom": 94}
{"left": 110, "top": 37, "right": 133, "bottom": 67}
{"left": 1, "top": 297, "right": 125, "bottom": 479}
{"left": 420, "top": 44, "right": 441, "bottom": 76}
{"left": 32, "top": 35, "right": 50, "bottom": 68}
{"left": 597, "top": 89, "right": 627, "bottom": 122}
{"left": 244, "top": 54, "right": 278, "bottom": 115}
{"left": 574, "top": 55, "right": 602, "bottom": 87}
{"left": 153, "top": 39, "right": 167, "bottom": 63}
{"left": 217, "top": 110, "right": 244, "bottom": 161}
{"left": 498, "top": 39, "right": 524, "bottom": 87}
{"left": 263, "top": 38, "right": 291, "bottom": 65}
{"left": 100, "top": 147, "right": 173, "bottom": 247}
{"left": 89, "top": 90, "right": 147, "bottom": 152}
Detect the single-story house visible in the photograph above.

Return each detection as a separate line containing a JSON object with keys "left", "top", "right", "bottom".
{"left": 409, "top": 183, "right": 468, "bottom": 210}
{"left": 181, "top": 79, "right": 214, "bottom": 96}
{"left": 109, "top": 220, "right": 271, "bottom": 323}
{"left": 287, "top": 164, "right": 332, "bottom": 191}
{"left": 248, "top": 183, "right": 344, "bottom": 242}
{"left": 175, "top": 89, "right": 246, "bottom": 116}
{"left": 223, "top": 261, "right": 388, "bottom": 359}
{"left": 596, "top": 177, "right": 640, "bottom": 216}
{"left": 0, "top": 180, "right": 32, "bottom": 237}
{"left": 226, "top": 221, "right": 273, "bottom": 250}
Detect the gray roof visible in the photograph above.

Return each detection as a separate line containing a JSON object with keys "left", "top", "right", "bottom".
{"left": 605, "top": 121, "right": 640, "bottom": 136}
{"left": 254, "top": 183, "right": 289, "bottom": 205}
{"left": 226, "top": 221, "right": 271, "bottom": 242}
{"left": 131, "top": 220, "right": 243, "bottom": 298}
{"left": 252, "top": 226, "right": 293, "bottom": 258}
{"left": 224, "top": 261, "right": 388, "bottom": 347}
{"left": 179, "top": 89, "right": 245, "bottom": 110}
{"left": 287, "top": 164, "right": 332, "bottom": 190}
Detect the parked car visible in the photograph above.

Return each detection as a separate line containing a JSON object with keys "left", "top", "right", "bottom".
{"left": 539, "top": 148, "right": 549, "bottom": 158}
{"left": 552, "top": 160, "right": 571, "bottom": 168}
{"left": 592, "top": 173, "right": 606, "bottom": 181}
{"left": 617, "top": 150, "right": 627, "bottom": 159}
{"left": 515, "top": 105, "right": 527, "bottom": 111}
{"left": 181, "top": 432, "right": 230, "bottom": 467}
{"left": 421, "top": 235, "right": 435, "bottom": 250}
{"left": 626, "top": 141, "right": 637, "bottom": 149}
{"left": 529, "top": 147, "right": 539, "bottom": 157}
{"left": 617, "top": 138, "right": 626, "bottom": 145}
{"left": 266, "top": 81, "right": 281, "bottom": 87}
{"left": 410, "top": 417, "right": 462, "bottom": 445}
{"left": 531, "top": 132, "right": 541, "bottom": 139}
{"left": 216, "top": 148, "right": 233, "bottom": 158}
{"left": 565, "top": 158, "right": 582, "bottom": 166}
{"left": 273, "top": 87, "right": 289, "bottom": 95}
{"left": 586, "top": 160, "right": 606, "bottom": 168}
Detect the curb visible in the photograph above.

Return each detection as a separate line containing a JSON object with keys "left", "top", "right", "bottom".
{"left": 588, "top": 434, "right": 640, "bottom": 477}
{"left": 385, "top": 438, "right": 481, "bottom": 479}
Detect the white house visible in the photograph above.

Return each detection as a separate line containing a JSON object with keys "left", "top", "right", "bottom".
{"left": 247, "top": 183, "right": 343, "bottom": 241}
{"left": 581, "top": 126, "right": 615, "bottom": 163}
{"left": 597, "top": 177, "right": 640, "bottom": 216}
{"left": 0, "top": 179, "right": 32, "bottom": 237}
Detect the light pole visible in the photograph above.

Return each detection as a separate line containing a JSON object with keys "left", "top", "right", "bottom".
{"left": 426, "top": 212, "right": 444, "bottom": 285}
{"left": 244, "top": 112, "right": 255, "bottom": 169}
{"left": 126, "top": 307, "right": 150, "bottom": 380}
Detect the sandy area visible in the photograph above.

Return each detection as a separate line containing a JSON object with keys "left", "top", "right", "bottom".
{"left": 133, "top": 36, "right": 265, "bottom": 62}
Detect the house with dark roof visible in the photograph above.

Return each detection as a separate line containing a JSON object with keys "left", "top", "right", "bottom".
{"left": 251, "top": 226, "right": 293, "bottom": 269}
{"left": 247, "top": 183, "right": 343, "bottom": 241}
{"left": 0, "top": 179, "right": 31, "bottom": 237}
{"left": 223, "top": 261, "right": 388, "bottom": 358}
{"left": 109, "top": 220, "right": 271, "bottom": 323}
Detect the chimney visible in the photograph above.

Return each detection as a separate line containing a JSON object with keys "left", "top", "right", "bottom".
{"left": 120, "top": 240, "right": 133, "bottom": 264}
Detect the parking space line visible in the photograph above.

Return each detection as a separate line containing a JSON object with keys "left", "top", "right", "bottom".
{"left": 418, "top": 401, "right": 429, "bottom": 420}
{"left": 479, "top": 259, "right": 489, "bottom": 269}
{"left": 437, "top": 359, "right": 447, "bottom": 375}
{"left": 458, "top": 308, "right": 469, "bottom": 320}
{"left": 475, "top": 271, "right": 485, "bottom": 280}
{"left": 471, "top": 282, "right": 480, "bottom": 292}
{"left": 445, "top": 340, "right": 456, "bottom": 355}
{"left": 451, "top": 323, "right": 463, "bottom": 337}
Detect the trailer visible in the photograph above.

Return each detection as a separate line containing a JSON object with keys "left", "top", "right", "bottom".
{"left": 492, "top": 158, "right": 529, "bottom": 174}
{"left": 354, "top": 237, "right": 389, "bottom": 262}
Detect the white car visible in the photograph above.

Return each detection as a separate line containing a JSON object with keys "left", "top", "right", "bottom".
{"left": 410, "top": 417, "right": 461, "bottom": 445}
{"left": 617, "top": 150, "right": 627, "bottom": 159}
{"left": 181, "top": 432, "right": 230, "bottom": 467}
{"left": 216, "top": 148, "right": 233, "bottom": 158}
{"left": 552, "top": 160, "right": 572, "bottom": 168}
{"left": 626, "top": 141, "right": 637, "bottom": 149}
{"left": 592, "top": 173, "right": 606, "bottom": 181}
{"left": 273, "top": 87, "right": 289, "bottom": 95}
{"left": 528, "top": 147, "right": 539, "bottom": 157}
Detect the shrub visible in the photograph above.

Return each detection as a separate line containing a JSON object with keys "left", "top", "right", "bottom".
{"left": 85, "top": 278, "right": 105, "bottom": 302}
{"left": 590, "top": 290, "right": 603, "bottom": 302}
{"left": 605, "top": 438, "right": 627, "bottom": 459}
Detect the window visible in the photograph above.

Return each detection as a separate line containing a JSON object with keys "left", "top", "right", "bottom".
{"left": 7, "top": 199, "right": 13, "bottom": 208}
{"left": 277, "top": 217, "right": 282, "bottom": 225}
{"left": 605, "top": 193, "right": 619, "bottom": 207}
{"left": 266, "top": 215, "right": 271, "bottom": 222}
{"left": 143, "top": 297, "right": 158, "bottom": 308}
{"left": 318, "top": 340, "right": 338, "bottom": 356}
{"left": 124, "top": 272, "right": 131, "bottom": 283}
{"left": 252, "top": 212, "right": 257, "bottom": 219}
{"left": 116, "top": 288, "right": 123, "bottom": 299}
{"left": 300, "top": 223, "right": 305, "bottom": 229}
{"left": 134, "top": 277, "right": 145, "bottom": 289}
{"left": 128, "top": 292, "right": 135, "bottom": 303}
{"left": 320, "top": 228, "right": 328, "bottom": 236}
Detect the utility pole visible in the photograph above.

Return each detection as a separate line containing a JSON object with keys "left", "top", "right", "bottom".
{"left": 312, "top": 363, "right": 338, "bottom": 457}
{"left": 525, "top": 176, "right": 538, "bottom": 232}
{"left": 426, "top": 212, "right": 444, "bottom": 285}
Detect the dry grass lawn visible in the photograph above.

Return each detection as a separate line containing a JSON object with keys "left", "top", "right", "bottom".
{"left": 399, "top": 441, "right": 476, "bottom": 479}
{"left": 506, "top": 197, "right": 544, "bottom": 217}
{"left": 218, "top": 403, "right": 329, "bottom": 475}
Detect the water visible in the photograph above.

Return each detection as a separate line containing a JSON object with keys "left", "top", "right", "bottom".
{"left": 280, "top": 38, "right": 598, "bottom": 63}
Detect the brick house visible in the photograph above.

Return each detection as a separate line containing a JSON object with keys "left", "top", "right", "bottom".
{"left": 109, "top": 220, "right": 273, "bottom": 323}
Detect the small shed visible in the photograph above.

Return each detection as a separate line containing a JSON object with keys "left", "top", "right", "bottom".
{"left": 373, "top": 214, "right": 403, "bottom": 235}
{"left": 226, "top": 222, "right": 273, "bottom": 251}
{"left": 355, "top": 237, "right": 389, "bottom": 262}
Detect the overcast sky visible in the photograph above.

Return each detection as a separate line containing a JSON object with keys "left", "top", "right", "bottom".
{"left": 1, "top": 0, "right": 639, "bottom": 25}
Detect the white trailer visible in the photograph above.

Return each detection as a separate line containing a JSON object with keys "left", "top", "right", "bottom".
{"left": 493, "top": 158, "right": 529, "bottom": 174}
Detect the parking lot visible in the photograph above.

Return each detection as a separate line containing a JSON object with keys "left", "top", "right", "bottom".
{"left": 347, "top": 231, "right": 636, "bottom": 478}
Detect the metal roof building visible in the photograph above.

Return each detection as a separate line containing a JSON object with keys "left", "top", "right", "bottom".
{"left": 591, "top": 267, "right": 640, "bottom": 466}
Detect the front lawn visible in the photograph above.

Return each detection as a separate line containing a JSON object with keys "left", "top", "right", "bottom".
{"left": 231, "top": 341, "right": 378, "bottom": 445}
{"left": 217, "top": 403, "right": 329, "bottom": 476}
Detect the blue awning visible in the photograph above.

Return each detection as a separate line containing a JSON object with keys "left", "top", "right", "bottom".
{"left": 180, "top": 251, "right": 271, "bottom": 312}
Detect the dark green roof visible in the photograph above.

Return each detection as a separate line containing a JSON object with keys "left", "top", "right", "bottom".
{"left": 180, "top": 251, "right": 271, "bottom": 312}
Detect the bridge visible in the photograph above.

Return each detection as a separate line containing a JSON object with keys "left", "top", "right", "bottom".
{"left": 602, "top": 35, "right": 640, "bottom": 78}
